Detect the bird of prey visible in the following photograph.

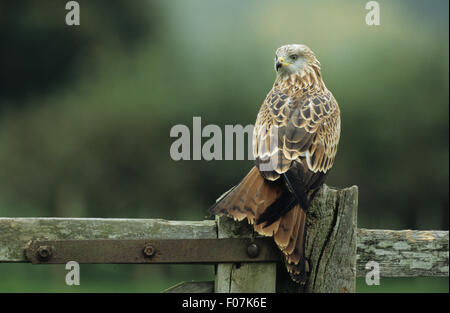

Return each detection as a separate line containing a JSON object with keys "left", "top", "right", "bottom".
{"left": 209, "top": 44, "right": 341, "bottom": 282}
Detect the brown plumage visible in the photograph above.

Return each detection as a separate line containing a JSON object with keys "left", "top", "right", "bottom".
{"left": 210, "top": 44, "right": 341, "bottom": 282}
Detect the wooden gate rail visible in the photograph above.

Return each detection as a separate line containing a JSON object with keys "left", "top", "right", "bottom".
{"left": 0, "top": 185, "right": 448, "bottom": 293}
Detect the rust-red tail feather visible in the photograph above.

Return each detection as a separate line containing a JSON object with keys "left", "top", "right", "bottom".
{"left": 209, "top": 166, "right": 308, "bottom": 281}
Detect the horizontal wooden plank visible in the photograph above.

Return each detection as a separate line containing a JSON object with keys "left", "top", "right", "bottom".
{"left": 0, "top": 218, "right": 216, "bottom": 262}
{"left": 0, "top": 218, "right": 448, "bottom": 277}
{"left": 357, "top": 229, "right": 448, "bottom": 277}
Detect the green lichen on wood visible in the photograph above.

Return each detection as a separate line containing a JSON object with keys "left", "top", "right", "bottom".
{"left": 357, "top": 229, "right": 449, "bottom": 277}
{"left": 0, "top": 218, "right": 216, "bottom": 262}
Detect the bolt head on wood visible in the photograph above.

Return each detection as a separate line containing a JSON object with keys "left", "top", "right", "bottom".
{"left": 143, "top": 244, "right": 155, "bottom": 257}
{"left": 247, "top": 243, "right": 259, "bottom": 258}
{"left": 37, "top": 246, "right": 52, "bottom": 261}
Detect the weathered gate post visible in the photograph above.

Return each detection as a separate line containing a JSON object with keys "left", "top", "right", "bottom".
{"left": 215, "top": 184, "right": 358, "bottom": 293}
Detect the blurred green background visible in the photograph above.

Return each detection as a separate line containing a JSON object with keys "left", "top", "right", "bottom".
{"left": 0, "top": 0, "right": 448, "bottom": 292}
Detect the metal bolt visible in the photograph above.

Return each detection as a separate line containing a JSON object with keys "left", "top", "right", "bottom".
{"left": 247, "top": 243, "right": 259, "bottom": 258}
{"left": 143, "top": 244, "right": 155, "bottom": 257}
{"left": 37, "top": 246, "right": 53, "bottom": 261}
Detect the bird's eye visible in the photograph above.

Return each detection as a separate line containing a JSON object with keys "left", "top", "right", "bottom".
{"left": 290, "top": 54, "right": 298, "bottom": 60}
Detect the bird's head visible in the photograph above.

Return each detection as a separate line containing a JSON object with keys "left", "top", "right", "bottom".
{"left": 274, "top": 44, "right": 320, "bottom": 78}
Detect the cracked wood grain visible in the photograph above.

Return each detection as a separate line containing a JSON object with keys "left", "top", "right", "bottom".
{"left": 214, "top": 185, "right": 358, "bottom": 293}
{"left": 214, "top": 215, "right": 277, "bottom": 293}
{"left": 277, "top": 185, "right": 359, "bottom": 293}
{"left": 357, "top": 229, "right": 448, "bottom": 277}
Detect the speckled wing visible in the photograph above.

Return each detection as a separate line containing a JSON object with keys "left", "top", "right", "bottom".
{"left": 253, "top": 85, "right": 340, "bottom": 181}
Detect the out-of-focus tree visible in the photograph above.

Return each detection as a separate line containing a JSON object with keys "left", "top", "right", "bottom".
{"left": 0, "top": 0, "right": 158, "bottom": 110}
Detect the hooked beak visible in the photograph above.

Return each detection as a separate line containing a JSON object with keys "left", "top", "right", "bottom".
{"left": 276, "top": 57, "right": 289, "bottom": 71}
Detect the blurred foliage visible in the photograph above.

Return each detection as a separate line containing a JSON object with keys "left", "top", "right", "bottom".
{"left": 0, "top": 0, "right": 448, "bottom": 292}
{"left": 0, "top": 0, "right": 157, "bottom": 109}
